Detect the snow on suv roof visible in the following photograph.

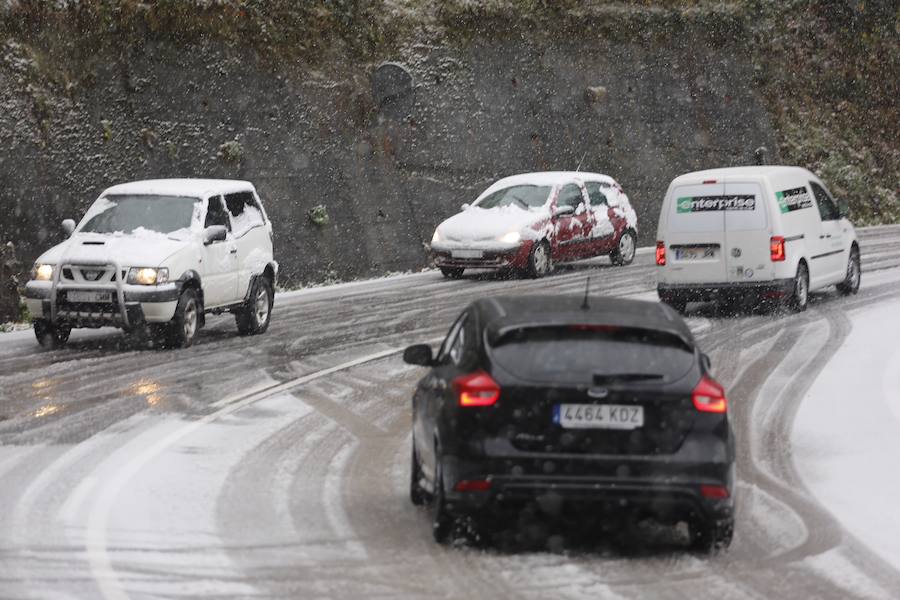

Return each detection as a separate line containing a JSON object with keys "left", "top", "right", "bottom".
{"left": 101, "top": 179, "right": 255, "bottom": 199}
{"left": 671, "top": 166, "right": 811, "bottom": 183}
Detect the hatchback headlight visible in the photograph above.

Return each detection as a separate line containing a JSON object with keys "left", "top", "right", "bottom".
{"left": 32, "top": 263, "right": 54, "bottom": 281}
{"left": 127, "top": 267, "right": 169, "bottom": 285}
{"left": 498, "top": 231, "right": 521, "bottom": 244}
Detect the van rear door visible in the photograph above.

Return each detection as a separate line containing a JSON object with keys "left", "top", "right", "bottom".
{"left": 723, "top": 182, "right": 770, "bottom": 283}
{"left": 664, "top": 183, "right": 727, "bottom": 283}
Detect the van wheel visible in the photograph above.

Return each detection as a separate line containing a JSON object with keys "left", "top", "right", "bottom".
{"left": 34, "top": 319, "right": 71, "bottom": 349}
{"left": 527, "top": 241, "right": 552, "bottom": 278}
{"left": 610, "top": 229, "right": 636, "bottom": 266}
{"left": 166, "top": 288, "right": 200, "bottom": 348}
{"left": 836, "top": 246, "right": 860, "bottom": 296}
{"left": 236, "top": 276, "right": 274, "bottom": 335}
{"left": 789, "top": 263, "right": 809, "bottom": 312}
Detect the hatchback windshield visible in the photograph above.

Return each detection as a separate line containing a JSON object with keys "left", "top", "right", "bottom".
{"left": 489, "top": 326, "right": 695, "bottom": 384}
{"left": 79, "top": 194, "right": 199, "bottom": 235}
{"left": 476, "top": 185, "right": 552, "bottom": 209}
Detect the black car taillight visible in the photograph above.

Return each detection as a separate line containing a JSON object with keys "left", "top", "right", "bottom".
{"left": 692, "top": 375, "right": 727, "bottom": 413}
{"left": 453, "top": 371, "right": 500, "bottom": 407}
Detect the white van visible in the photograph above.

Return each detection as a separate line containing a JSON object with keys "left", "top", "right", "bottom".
{"left": 655, "top": 166, "right": 860, "bottom": 312}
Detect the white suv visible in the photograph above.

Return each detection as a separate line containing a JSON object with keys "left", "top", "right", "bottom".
{"left": 23, "top": 179, "right": 278, "bottom": 348}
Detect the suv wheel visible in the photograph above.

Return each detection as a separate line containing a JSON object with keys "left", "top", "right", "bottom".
{"left": 440, "top": 267, "right": 465, "bottom": 279}
{"left": 34, "top": 319, "right": 71, "bottom": 349}
{"left": 610, "top": 229, "right": 636, "bottom": 266}
{"left": 236, "top": 276, "right": 273, "bottom": 335}
{"left": 689, "top": 517, "right": 734, "bottom": 553}
{"left": 167, "top": 288, "right": 200, "bottom": 348}
{"left": 836, "top": 246, "right": 861, "bottom": 296}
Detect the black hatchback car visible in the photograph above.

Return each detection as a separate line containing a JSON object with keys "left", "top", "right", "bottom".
{"left": 403, "top": 295, "right": 734, "bottom": 551}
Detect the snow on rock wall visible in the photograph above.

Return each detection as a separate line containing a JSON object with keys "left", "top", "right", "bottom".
{"left": 0, "top": 25, "right": 776, "bottom": 286}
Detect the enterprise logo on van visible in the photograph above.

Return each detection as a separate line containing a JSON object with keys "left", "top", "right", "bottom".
{"left": 776, "top": 187, "right": 813, "bottom": 214}
{"left": 676, "top": 195, "right": 756, "bottom": 213}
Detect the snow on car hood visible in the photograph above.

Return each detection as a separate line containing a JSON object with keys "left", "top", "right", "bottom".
{"left": 437, "top": 205, "right": 549, "bottom": 242}
{"left": 35, "top": 230, "right": 192, "bottom": 268}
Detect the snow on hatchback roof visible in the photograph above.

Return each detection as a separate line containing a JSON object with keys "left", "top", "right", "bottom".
{"left": 476, "top": 171, "right": 618, "bottom": 202}
{"left": 101, "top": 179, "right": 255, "bottom": 199}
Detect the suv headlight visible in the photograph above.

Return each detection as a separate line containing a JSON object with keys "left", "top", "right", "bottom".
{"left": 127, "top": 267, "right": 169, "bottom": 285}
{"left": 498, "top": 231, "right": 521, "bottom": 244}
{"left": 32, "top": 263, "right": 54, "bottom": 281}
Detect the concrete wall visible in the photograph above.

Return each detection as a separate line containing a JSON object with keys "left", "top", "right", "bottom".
{"left": 0, "top": 26, "right": 776, "bottom": 287}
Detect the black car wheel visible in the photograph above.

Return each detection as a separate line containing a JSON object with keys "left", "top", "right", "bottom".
{"left": 610, "top": 229, "right": 636, "bottom": 266}
{"left": 410, "top": 444, "right": 429, "bottom": 506}
{"left": 836, "top": 246, "right": 861, "bottom": 296}
{"left": 236, "top": 276, "right": 274, "bottom": 335}
{"left": 431, "top": 454, "right": 453, "bottom": 544}
{"left": 689, "top": 517, "right": 734, "bottom": 553}
{"left": 33, "top": 319, "right": 71, "bottom": 349}
{"left": 440, "top": 267, "right": 465, "bottom": 279}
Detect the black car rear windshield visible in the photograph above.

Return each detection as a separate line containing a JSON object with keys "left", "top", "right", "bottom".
{"left": 488, "top": 326, "right": 695, "bottom": 384}
{"left": 476, "top": 185, "right": 552, "bottom": 210}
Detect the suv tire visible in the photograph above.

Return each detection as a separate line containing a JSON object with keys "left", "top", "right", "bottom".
{"left": 166, "top": 288, "right": 200, "bottom": 348}
{"left": 236, "top": 276, "right": 273, "bottom": 336}
{"left": 34, "top": 319, "right": 71, "bottom": 349}
{"left": 440, "top": 267, "right": 465, "bottom": 279}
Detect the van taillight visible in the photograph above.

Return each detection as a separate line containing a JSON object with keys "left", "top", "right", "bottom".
{"left": 693, "top": 376, "right": 727, "bottom": 413}
{"left": 453, "top": 372, "right": 500, "bottom": 407}
{"left": 770, "top": 236, "right": 786, "bottom": 262}
{"left": 655, "top": 241, "right": 666, "bottom": 266}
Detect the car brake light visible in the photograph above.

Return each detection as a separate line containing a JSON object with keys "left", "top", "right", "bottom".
{"left": 770, "top": 236, "right": 786, "bottom": 262}
{"left": 700, "top": 484, "right": 730, "bottom": 499}
{"left": 453, "top": 371, "right": 500, "bottom": 407}
{"left": 655, "top": 241, "right": 666, "bottom": 266}
{"left": 455, "top": 479, "right": 492, "bottom": 492}
{"left": 693, "top": 376, "right": 727, "bottom": 413}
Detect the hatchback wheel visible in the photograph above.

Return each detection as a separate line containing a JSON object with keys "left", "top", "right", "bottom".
{"left": 236, "top": 276, "right": 274, "bottom": 335}
{"left": 431, "top": 456, "right": 453, "bottom": 544}
{"left": 610, "top": 229, "right": 636, "bottom": 266}
{"left": 527, "top": 240, "right": 552, "bottom": 278}
{"left": 836, "top": 246, "right": 860, "bottom": 295}
{"left": 410, "top": 444, "right": 429, "bottom": 506}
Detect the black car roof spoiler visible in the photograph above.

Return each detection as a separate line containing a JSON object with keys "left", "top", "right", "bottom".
{"left": 486, "top": 314, "right": 695, "bottom": 349}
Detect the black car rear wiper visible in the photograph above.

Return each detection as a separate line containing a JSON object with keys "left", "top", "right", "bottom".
{"left": 593, "top": 373, "right": 665, "bottom": 384}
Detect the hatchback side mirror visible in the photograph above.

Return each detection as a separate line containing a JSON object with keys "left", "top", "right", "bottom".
{"left": 403, "top": 344, "right": 434, "bottom": 366}
{"left": 701, "top": 353, "right": 712, "bottom": 372}
{"left": 203, "top": 225, "right": 228, "bottom": 245}
{"left": 554, "top": 205, "right": 575, "bottom": 217}
{"left": 61, "top": 219, "right": 76, "bottom": 236}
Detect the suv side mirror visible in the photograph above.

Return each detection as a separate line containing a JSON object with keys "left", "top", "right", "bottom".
{"left": 61, "top": 219, "right": 76, "bottom": 236}
{"left": 554, "top": 205, "right": 575, "bottom": 217}
{"left": 203, "top": 225, "right": 228, "bottom": 245}
{"left": 460, "top": 203, "right": 471, "bottom": 211}
{"left": 403, "top": 344, "right": 434, "bottom": 366}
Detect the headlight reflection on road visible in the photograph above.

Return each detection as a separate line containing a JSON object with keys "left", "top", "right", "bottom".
{"left": 129, "top": 379, "right": 164, "bottom": 407}
{"left": 33, "top": 404, "right": 61, "bottom": 418}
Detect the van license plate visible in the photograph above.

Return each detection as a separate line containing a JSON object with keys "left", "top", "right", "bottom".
{"left": 67, "top": 291, "right": 112, "bottom": 303}
{"left": 554, "top": 404, "right": 644, "bottom": 430}
{"left": 452, "top": 250, "right": 484, "bottom": 259}
{"left": 675, "top": 247, "right": 716, "bottom": 261}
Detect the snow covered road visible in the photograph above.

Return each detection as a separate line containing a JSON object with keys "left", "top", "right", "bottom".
{"left": 1, "top": 225, "right": 900, "bottom": 599}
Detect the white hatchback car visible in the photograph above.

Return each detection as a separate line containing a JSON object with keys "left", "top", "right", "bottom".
{"left": 23, "top": 179, "right": 277, "bottom": 348}
{"left": 656, "top": 166, "right": 860, "bottom": 312}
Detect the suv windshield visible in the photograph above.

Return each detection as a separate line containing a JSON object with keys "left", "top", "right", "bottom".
{"left": 79, "top": 194, "right": 199, "bottom": 236}
{"left": 489, "top": 326, "right": 695, "bottom": 384}
{"left": 476, "top": 185, "right": 552, "bottom": 210}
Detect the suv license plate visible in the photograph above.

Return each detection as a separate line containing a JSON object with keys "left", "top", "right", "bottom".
{"left": 67, "top": 291, "right": 112, "bottom": 303}
{"left": 452, "top": 249, "right": 484, "bottom": 259}
{"left": 554, "top": 404, "right": 644, "bottom": 430}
